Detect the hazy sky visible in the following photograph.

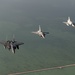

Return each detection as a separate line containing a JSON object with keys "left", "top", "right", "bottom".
{"left": 0, "top": 0, "right": 75, "bottom": 12}
{"left": 0, "top": 0, "right": 75, "bottom": 23}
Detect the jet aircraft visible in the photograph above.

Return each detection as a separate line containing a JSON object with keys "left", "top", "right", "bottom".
{"left": 32, "top": 25, "right": 49, "bottom": 39}
{"left": 0, "top": 35, "right": 24, "bottom": 53}
{"left": 10, "top": 40, "right": 24, "bottom": 54}
{"left": 63, "top": 17, "right": 75, "bottom": 27}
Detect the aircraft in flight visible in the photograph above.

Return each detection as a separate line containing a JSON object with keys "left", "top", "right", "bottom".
{"left": 0, "top": 35, "right": 24, "bottom": 54}
{"left": 32, "top": 25, "right": 49, "bottom": 39}
{"left": 63, "top": 17, "right": 75, "bottom": 27}
{"left": 10, "top": 40, "right": 24, "bottom": 54}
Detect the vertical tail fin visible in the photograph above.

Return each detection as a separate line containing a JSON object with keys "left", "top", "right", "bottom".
{"left": 39, "top": 25, "right": 41, "bottom": 31}
{"left": 63, "top": 22, "right": 69, "bottom": 26}
{"left": 68, "top": 17, "right": 70, "bottom": 21}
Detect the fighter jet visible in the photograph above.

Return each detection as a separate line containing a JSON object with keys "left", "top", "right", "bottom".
{"left": 63, "top": 17, "right": 74, "bottom": 27}
{"left": 63, "top": 17, "right": 75, "bottom": 27}
{"left": 9, "top": 35, "right": 24, "bottom": 54}
{"left": 0, "top": 35, "right": 24, "bottom": 53}
{"left": 10, "top": 40, "right": 24, "bottom": 54}
{"left": 32, "top": 25, "right": 49, "bottom": 39}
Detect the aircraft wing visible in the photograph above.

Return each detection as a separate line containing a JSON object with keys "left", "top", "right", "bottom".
{"left": 14, "top": 42, "right": 24, "bottom": 46}
{"left": 72, "top": 23, "right": 75, "bottom": 27}
{"left": 11, "top": 47, "right": 15, "bottom": 54}
{"left": 41, "top": 34, "right": 45, "bottom": 39}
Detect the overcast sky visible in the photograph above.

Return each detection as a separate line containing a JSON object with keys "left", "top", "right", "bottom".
{"left": 0, "top": 0, "right": 75, "bottom": 22}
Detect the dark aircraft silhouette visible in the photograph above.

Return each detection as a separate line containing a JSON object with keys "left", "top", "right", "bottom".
{"left": 0, "top": 35, "right": 24, "bottom": 53}
{"left": 10, "top": 40, "right": 24, "bottom": 54}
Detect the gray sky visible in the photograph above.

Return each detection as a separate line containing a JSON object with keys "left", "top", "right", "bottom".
{"left": 0, "top": 0, "right": 75, "bottom": 22}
